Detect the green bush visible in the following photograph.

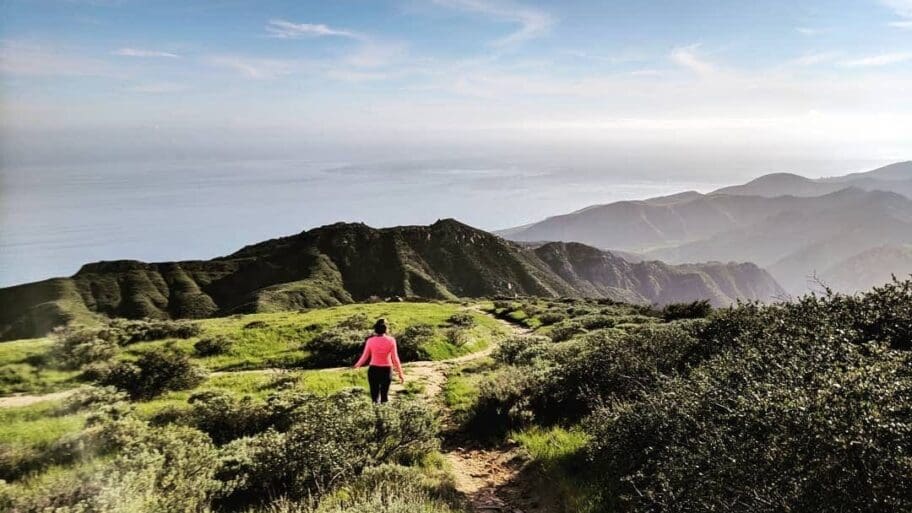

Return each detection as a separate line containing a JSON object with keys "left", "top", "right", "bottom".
{"left": 194, "top": 335, "right": 235, "bottom": 356}
{"left": 107, "top": 318, "right": 202, "bottom": 344}
{"left": 446, "top": 312, "right": 476, "bottom": 328}
{"left": 661, "top": 300, "right": 712, "bottom": 321}
{"left": 443, "top": 327, "right": 471, "bottom": 348}
{"left": 335, "top": 313, "right": 373, "bottom": 331}
{"left": 99, "top": 345, "right": 206, "bottom": 399}
{"left": 494, "top": 335, "right": 551, "bottom": 365}
{"left": 216, "top": 391, "right": 437, "bottom": 508}
{"left": 396, "top": 324, "right": 434, "bottom": 360}
{"left": 581, "top": 281, "right": 912, "bottom": 512}
{"left": 185, "top": 390, "right": 268, "bottom": 444}
{"left": 549, "top": 322, "right": 585, "bottom": 342}
{"left": 306, "top": 328, "right": 366, "bottom": 367}
{"left": 50, "top": 327, "right": 119, "bottom": 369}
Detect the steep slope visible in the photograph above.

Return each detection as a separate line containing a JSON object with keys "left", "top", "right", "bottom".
{"left": 533, "top": 242, "right": 784, "bottom": 306}
{"left": 819, "top": 245, "right": 912, "bottom": 293}
{"left": 0, "top": 220, "right": 783, "bottom": 340}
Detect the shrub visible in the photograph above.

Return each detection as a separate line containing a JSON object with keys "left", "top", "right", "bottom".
{"left": 108, "top": 318, "right": 202, "bottom": 343}
{"left": 306, "top": 328, "right": 366, "bottom": 367}
{"left": 537, "top": 311, "right": 566, "bottom": 326}
{"left": 100, "top": 345, "right": 206, "bottom": 399}
{"left": 216, "top": 391, "right": 437, "bottom": 507}
{"left": 335, "top": 313, "right": 373, "bottom": 331}
{"left": 50, "top": 327, "right": 119, "bottom": 369}
{"left": 661, "top": 300, "right": 712, "bottom": 321}
{"left": 444, "top": 327, "right": 471, "bottom": 348}
{"left": 494, "top": 335, "right": 551, "bottom": 365}
{"left": 581, "top": 281, "right": 912, "bottom": 512}
{"left": 396, "top": 324, "right": 435, "bottom": 360}
{"left": 244, "top": 320, "right": 268, "bottom": 330}
{"left": 465, "top": 368, "right": 534, "bottom": 438}
{"left": 186, "top": 390, "right": 268, "bottom": 444}
{"left": 548, "top": 322, "right": 585, "bottom": 342}
{"left": 446, "top": 312, "right": 476, "bottom": 328}
{"left": 194, "top": 335, "right": 235, "bottom": 356}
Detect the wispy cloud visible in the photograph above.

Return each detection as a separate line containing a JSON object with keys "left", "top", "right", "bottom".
{"left": 788, "top": 51, "right": 840, "bottom": 66}
{"left": 432, "top": 0, "right": 553, "bottom": 47}
{"left": 126, "top": 82, "right": 187, "bottom": 94}
{"left": 670, "top": 44, "right": 716, "bottom": 75}
{"left": 206, "top": 56, "right": 298, "bottom": 79}
{"left": 0, "top": 40, "right": 112, "bottom": 76}
{"left": 883, "top": 0, "right": 912, "bottom": 28}
{"left": 796, "top": 27, "right": 828, "bottom": 36}
{"left": 841, "top": 52, "right": 912, "bottom": 67}
{"left": 265, "top": 19, "right": 363, "bottom": 40}
{"left": 112, "top": 48, "right": 180, "bottom": 58}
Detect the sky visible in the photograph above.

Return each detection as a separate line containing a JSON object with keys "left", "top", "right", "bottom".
{"left": 1, "top": 0, "right": 912, "bottom": 285}
{"left": 1, "top": 0, "right": 911, "bottom": 168}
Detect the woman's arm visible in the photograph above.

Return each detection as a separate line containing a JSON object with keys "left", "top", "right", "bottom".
{"left": 391, "top": 338, "right": 404, "bottom": 382}
{"left": 353, "top": 338, "right": 372, "bottom": 368}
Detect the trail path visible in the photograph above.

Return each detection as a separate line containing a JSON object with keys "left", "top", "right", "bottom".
{"left": 436, "top": 310, "right": 540, "bottom": 513}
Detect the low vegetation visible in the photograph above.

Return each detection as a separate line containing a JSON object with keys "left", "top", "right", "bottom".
{"left": 2, "top": 281, "right": 911, "bottom": 512}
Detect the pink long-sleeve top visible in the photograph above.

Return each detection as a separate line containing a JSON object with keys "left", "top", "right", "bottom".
{"left": 354, "top": 335, "right": 403, "bottom": 377}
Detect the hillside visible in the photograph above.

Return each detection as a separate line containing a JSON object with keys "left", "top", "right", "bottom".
{"left": 0, "top": 220, "right": 783, "bottom": 340}
{"left": 819, "top": 244, "right": 912, "bottom": 292}
{"left": 499, "top": 162, "right": 912, "bottom": 294}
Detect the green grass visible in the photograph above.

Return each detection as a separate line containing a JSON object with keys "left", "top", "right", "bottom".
{"left": 0, "top": 338, "right": 81, "bottom": 395}
{"left": 0, "top": 401, "right": 86, "bottom": 447}
{"left": 510, "top": 426, "right": 597, "bottom": 513}
{"left": 124, "top": 302, "right": 505, "bottom": 371}
{"left": 443, "top": 358, "right": 495, "bottom": 418}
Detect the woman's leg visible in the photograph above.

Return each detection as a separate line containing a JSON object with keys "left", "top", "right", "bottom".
{"left": 379, "top": 368, "right": 392, "bottom": 403}
{"left": 368, "top": 366, "right": 381, "bottom": 403}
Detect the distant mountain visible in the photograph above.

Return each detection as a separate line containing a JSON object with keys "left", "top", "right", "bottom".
{"left": 711, "top": 173, "right": 848, "bottom": 198}
{"left": 819, "top": 245, "right": 912, "bottom": 293}
{"left": 0, "top": 220, "right": 783, "bottom": 341}
{"left": 710, "top": 162, "right": 912, "bottom": 199}
{"left": 498, "top": 162, "right": 912, "bottom": 295}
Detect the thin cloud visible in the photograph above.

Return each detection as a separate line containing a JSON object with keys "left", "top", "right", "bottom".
{"left": 882, "top": 0, "right": 912, "bottom": 28}
{"left": 127, "top": 82, "right": 187, "bottom": 94}
{"left": 113, "top": 48, "right": 180, "bottom": 58}
{"left": 266, "top": 19, "right": 363, "bottom": 40}
{"left": 788, "top": 51, "right": 840, "bottom": 66}
{"left": 670, "top": 44, "right": 716, "bottom": 75}
{"left": 432, "top": 0, "right": 553, "bottom": 47}
{"left": 796, "top": 27, "right": 828, "bottom": 36}
{"left": 841, "top": 52, "right": 912, "bottom": 67}
{"left": 206, "top": 56, "right": 298, "bottom": 79}
{"left": 0, "top": 40, "right": 112, "bottom": 76}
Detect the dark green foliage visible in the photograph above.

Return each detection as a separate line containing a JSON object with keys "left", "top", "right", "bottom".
{"left": 661, "top": 300, "right": 712, "bottom": 321}
{"left": 306, "top": 328, "right": 366, "bottom": 367}
{"left": 107, "top": 318, "right": 201, "bottom": 343}
{"left": 99, "top": 345, "right": 205, "bottom": 399}
{"left": 548, "top": 322, "right": 585, "bottom": 342}
{"left": 49, "top": 327, "right": 119, "bottom": 370}
{"left": 336, "top": 313, "right": 373, "bottom": 330}
{"left": 396, "top": 323, "right": 434, "bottom": 360}
{"left": 244, "top": 320, "right": 268, "bottom": 329}
{"left": 193, "top": 335, "right": 235, "bottom": 356}
{"left": 215, "top": 391, "right": 438, "bottom": 508}
{"left": 186, "top": 390, "right": 268, "bottom": 444}
{"left": 494, "top": 335, "right": 552, "bottom": 365}
{"left": 446, "top": 312, "right": 476, "bottom": 327}
{"left": 444, "top": 327, "right": 471, "bottom": 347}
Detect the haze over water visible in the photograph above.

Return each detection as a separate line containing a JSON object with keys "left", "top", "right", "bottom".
{"left": 0, "top": 155, "right": 891, "bottom": 287}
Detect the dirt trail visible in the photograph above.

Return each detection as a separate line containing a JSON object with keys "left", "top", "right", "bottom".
{"left": 437, "top": 311, "right": 538, "bottom": 513}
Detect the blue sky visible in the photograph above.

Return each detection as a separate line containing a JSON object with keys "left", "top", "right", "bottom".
{"left": 1, "top": 0, "right": 911, "bottom": 167}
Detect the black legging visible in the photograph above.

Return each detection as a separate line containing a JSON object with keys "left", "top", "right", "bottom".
{"left": 367, "top": 365, "right": 392, "bottom": 403}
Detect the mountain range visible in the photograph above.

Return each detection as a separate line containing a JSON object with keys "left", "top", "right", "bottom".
{"left": 0, "top": 220, "right": 783, "bottom": 341}
{"left": 499, "top": 162, "right": 912, "bottom": 294}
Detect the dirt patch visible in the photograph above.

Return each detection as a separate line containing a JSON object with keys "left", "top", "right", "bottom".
{"left": 0, "top": 390, "right": 75, "bottom": 408}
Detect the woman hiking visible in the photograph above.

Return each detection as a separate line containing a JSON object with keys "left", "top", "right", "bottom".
{"left": 353, "top": 318, "right": 405, "bottom": 404}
